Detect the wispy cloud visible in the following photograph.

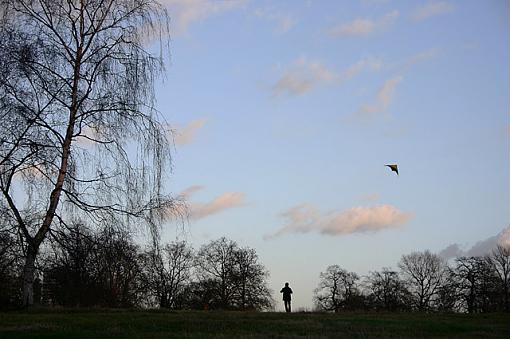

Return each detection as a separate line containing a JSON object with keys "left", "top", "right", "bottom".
{"left": 501, "top": 227, "right": 510, "bottom": 248}
{"left": 503, "top": 123, "right": 510, "bottom": 136}
{"left": 177, "top": 185, "right": 246, "bottom": 220}
{"left": 400, "top": 48, "right": 439, "bottom": 72}
{"left": 272, "top": 57, "right": 382, "bottom": 97}
{"left": 254, "top": 8, "right": 296, "bottom": 34}
{"left": 266, "top": 204, "right": 412, "bottom": 239}
{"left": 162, "top": 0, "right": 247, "bottom": 35}
{"left": 438, "top": 225, "right": 510, "bottom": 259}
{"left": 174, "top": 118, "right": 207, "bottom": 145}
{"left": 329, "top": 10, "right": 399, "bottom": 37}
{"left": 412, "top": 2, "right": 454, "bottom": 22}
{"left": 356, "top": 76, "right": 403, "bottom": 118}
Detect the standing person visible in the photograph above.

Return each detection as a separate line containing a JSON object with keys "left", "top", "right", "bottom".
{"left": 280, "top": 282, "right": 293, "bottom": 312}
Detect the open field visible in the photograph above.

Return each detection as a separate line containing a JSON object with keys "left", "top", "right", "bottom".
{"left": 0, "top": 310, "right": 509, "bottom": 338}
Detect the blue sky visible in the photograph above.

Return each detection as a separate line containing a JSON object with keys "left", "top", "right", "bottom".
{"left": 154, "top": 0, "right": 510, "bottom": 310}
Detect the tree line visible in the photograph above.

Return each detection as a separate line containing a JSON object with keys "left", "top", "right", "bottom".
{"left": 0, "top": 223, "right": 273, "bottom": 310}
{"left": 2, "top": 217, "right": 508, "bottom": 313}
{"left": 314, "top": 247, "right": 510, "bottom": 313}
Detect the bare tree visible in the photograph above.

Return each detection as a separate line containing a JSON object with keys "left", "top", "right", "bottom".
{"left": 232, "top": 246, "right": 273, "bottom": 310}
{"left": 0, "top": 0, "right": 174, "bottom": 306}
{"left": 314, "top": 265, "right": 360, "bottom": 312}
{"left": 139, "top": 240, "right": 194, "bottom": 308}
{"left": 194, "top": 237, "right": 237, "bottom": 309}
{"left": 491, "top": 245, "right": 510, "bottom": 312}
{"left": 363, "top": 268, "right": 410, "bottom": 311}
{"left": 398, "top": 250, "right": 447, "bottom": 311}
{"left": 194, "top": 237, "right": 273, "bottom": 310}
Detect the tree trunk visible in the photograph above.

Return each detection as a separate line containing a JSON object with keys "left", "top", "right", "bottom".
{"left": 22, "top": 244, "right": 38, "bottom": 307}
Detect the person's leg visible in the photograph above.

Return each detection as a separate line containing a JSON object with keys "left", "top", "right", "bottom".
{"left": 288, "top": 301, "right": 291, "bottom": 313}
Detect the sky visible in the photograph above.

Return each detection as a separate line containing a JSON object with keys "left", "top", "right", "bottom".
{"left": 153, "top": 0, "right": 510, "bottom": 310}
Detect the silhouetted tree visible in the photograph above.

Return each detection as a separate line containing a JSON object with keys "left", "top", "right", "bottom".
{"left": 195, "top": 237, "right": 236, "bottom": 309}
{"left": 314, "top": 265, "right": 361, "bottom": 312}
{"left": 194, "top": 237, "right": 272, "bottom": 310}
{"left": 0, "top": 0, "right": 173, "bottom": 306}
{"left": 94, "top": 227, "right": 141, "bottom": 307}
{"left": 491, "top": 245, "right": 510, "bottom": 312}
{"left": 398, "top": 250, "right": 447, "bottom": 311}
{"left": 139, "top": 240, "right": 194, "bottom": 309}
{"left": 434, "top": 266, "right": 459, "bottom": 312}
{"left": 452, "top": 256, "right": 500, "bottom": 313}
{"left": 0, "top": 228, "right": 23, "bottom": 308}
{"left": 42, "top": 222, "right": 98, "bottom": 306}
{"left": 42, "top": 222, "right": 141, "bottom": 307}
{"left": 232, "top": 246, "right": 273, "bottom": 310}
{"left": 363, "top": 268, "right": 410, "bottom": 311}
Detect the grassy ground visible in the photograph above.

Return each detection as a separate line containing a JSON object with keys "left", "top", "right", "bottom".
{"left": 0, "top": 309, "right": 509, "bottom": 338}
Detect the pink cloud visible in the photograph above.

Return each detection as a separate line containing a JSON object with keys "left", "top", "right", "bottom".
{"left": 174, "top": 118, "right": 207, "bottom": 145}
{"left": 177, "top": 185, "right": 246, "bottom": 220}
{"left": 356, "top": 76, "right": 403, "bottom": 118}
{"left": 412, "top": 2, "right": 454, "bottom": 22}
{"left": 272, "top": 57, "right": 382, "bottom": 97}
{"left": 266, "top": 204, "right": 412, "bottom": 239}
{"left": 329, "top": 10, "right": 399, "bottom": 37}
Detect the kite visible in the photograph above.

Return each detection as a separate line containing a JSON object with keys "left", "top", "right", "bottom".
{"left": 385, "top": 164, "right": 399, "bottom": 175}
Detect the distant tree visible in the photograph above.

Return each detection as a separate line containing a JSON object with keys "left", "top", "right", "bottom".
{"left": 398, "top": 250, "right": 447, "bottom": 311}
{"left": 195, "top": 237, "right": 236, "bottom": 309}
{"left": 491, "top": 245, "right": 510, "bottom": 312}
{"left": 94, "top": 227, "right": 141, "bottom": 307}
{"left": 0, "top": 0, "right": 173, "bottom": 306}
{"left": 232, "top": 246, "right": 273, "bottom": 310}
{"left": 139, "top": 240, "right": 194, "bottom": 309}
{"left": 453, "top": 256, "right": 499, "bottom": 313}
{"left": 42, "top": 223, "right": 141, "bottom": 307}
{"left": 0, "top": 228, "right": 23, "bottom": 308}
{"left": 363, "top": 268, "right": 410, "bottom": 312}
{"left": 194, "top": 237, "right": 272, "bottom": 310}
{"left": 434, "top": 266, "right": 459, "bottom": 312}
{"left": 42, "top": 222, "right": 98, "bottom": 306}
{"left": 314, "top": 265, "right": 361, "bottom": 312}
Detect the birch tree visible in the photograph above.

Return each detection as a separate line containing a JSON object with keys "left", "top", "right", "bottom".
{"left": 0, "top": 0, "right": 173, "bottom": 306}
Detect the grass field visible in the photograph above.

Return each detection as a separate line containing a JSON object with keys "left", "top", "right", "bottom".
{"left": 1, "top": 309, "right": 509, "bottom": 338}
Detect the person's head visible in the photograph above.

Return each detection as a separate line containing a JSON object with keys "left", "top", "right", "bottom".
{"left": 285, "top": 282, "right": 289, "bottom": 287}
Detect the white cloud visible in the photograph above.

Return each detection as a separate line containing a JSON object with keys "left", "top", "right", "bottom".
{"left": 254, "top": 8, "right": 296, "bottom": 34}
{"left": 174, "top": 118, "right": 207, "bottom": 145}
{"left": 266, "top": 204, "right": 412, "bottom": 239}
{"left": 412, "top": 2, "right": 454, "bottom": 22}
{"left": 356, "top": 76, "right": 403, "bottom": 118}
{"left": 161, "top": 0, "right": 247, "bottom": 35}
{"left": 401, "top": 48, "right": 439, "bottom": 71}
{"left": 499, "top": 227, "right": 510, "bottom": 248}
{"left": 177, "top": 185, "right": 246, "bottom": 220}
{"left": 329, "top": 10, "right": 399, "bottom": 37}
{"left": 272, "top": 57, "right": 382, "bottom": 97}
{"left": 438, "top": 225, "right": 510, "bottom": 259}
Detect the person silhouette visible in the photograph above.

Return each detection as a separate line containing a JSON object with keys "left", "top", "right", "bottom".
{"left": 280, "top": 282, "right": 293, "bottom": 313}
